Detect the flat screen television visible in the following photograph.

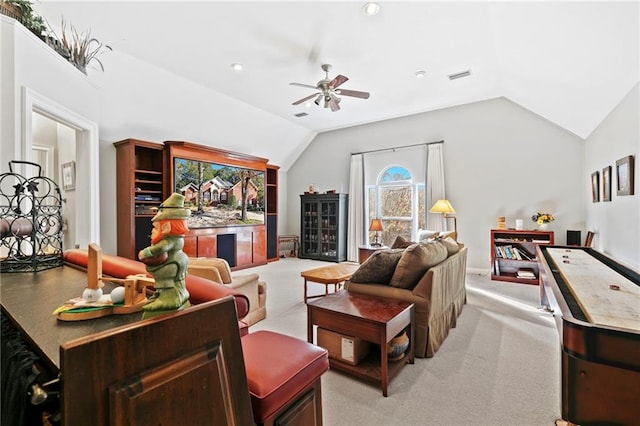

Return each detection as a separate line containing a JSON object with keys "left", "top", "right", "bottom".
{"left": 173, "top": 158, "right": 265, "bottom": 228}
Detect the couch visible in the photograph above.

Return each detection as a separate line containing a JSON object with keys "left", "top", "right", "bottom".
{"left": 345, "top": 237, "right": 467, "bottom": 358}
{"left": 187, "top": 257, "right": 266, "bottom": 326}
{"left": 63, "top": 249, "right": 251, "bottom": 331}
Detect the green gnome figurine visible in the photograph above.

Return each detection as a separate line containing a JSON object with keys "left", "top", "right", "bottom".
{"left": 138, "top": 193, "right": 191, "bottom": 317}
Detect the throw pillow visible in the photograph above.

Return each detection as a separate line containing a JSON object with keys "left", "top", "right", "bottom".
{"left": 417, "top": 229, "right": 439, "bottom": 243}
{"left": 389, "top": 241, "right": 448, "bottom": 289}
{"left": 441, "top": 237, "right": 460, "bottom": 256}
{"left": 350, "top": 249, "right": 404, "bottom": 284}
{"left": 391, "top": 235, "right": 416, "bottom": 249}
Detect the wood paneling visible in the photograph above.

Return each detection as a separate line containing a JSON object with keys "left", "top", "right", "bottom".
{"left": 61, "top": 297, "right": 253, "bottom": 425}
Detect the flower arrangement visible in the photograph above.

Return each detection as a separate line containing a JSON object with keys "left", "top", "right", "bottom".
{"left": 531, "top": 212, "right": 554, "bottom": 225}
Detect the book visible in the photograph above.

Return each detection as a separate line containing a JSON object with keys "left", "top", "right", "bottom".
{"left": 513, "top": 247, "right": 532, "bottom": 261}
{"left": 516, "top": 268, "right": 536, "bottom": 279}
{"left": 494, "top": 259, "right": 500, "bottom": 275}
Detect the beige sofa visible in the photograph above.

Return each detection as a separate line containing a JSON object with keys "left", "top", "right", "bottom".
{"left": 187, "top": 257, "right": 267, "bottom": 326}
{"left": 345, "top": 239, "right": 467, "bottom": 358}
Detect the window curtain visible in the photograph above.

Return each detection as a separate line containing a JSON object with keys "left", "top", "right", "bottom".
{"left": 425, "top": 143, "right": 445, "bottom": 231}
{"left": 347, "top": 154, "right": 364, "bottom": 262}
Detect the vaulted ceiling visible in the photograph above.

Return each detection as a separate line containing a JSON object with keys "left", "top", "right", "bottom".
{"left": 35, "top": 1, "right": 638, "bottom": 141}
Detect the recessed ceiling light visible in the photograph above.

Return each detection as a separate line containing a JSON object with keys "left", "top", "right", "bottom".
{"left": 231, "top": 63, "right": 243, "bottom": 71}
{"left": 362, "top": 2, "right": 380, "bottom": 16}
{"left": 414, "top": 70, "right": 426, "bottom": 78}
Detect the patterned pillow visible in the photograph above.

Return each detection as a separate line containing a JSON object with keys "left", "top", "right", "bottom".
{"left": 350, "top": 249, "right": 404, "bottom": 284}
{"left": 391, "top": 235, "right": 416, "bottom": 249}
{"left": 389, "top": 241, "right": 448, "bottom": 289}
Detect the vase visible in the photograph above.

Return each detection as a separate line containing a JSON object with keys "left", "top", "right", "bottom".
{"left": 538, "top": 223, "right": 548, "bottom": 230}
{"left": 386, "top": 331, "right": 409, "bottom": 361}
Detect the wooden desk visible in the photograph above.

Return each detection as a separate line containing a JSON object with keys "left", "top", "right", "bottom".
{"left": 1, "top": 266, "right": 253, "bottom": 425}
{"left": 307, "top": 290, "right": 414, "bottom": 397}
{"left": 537, "top": 245, "right": 640, "bottom": 425}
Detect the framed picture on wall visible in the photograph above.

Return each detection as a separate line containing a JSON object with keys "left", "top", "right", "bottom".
{"left": 61, "top": 161, "right": 75, "bottom": 191}
{"left": 602, "top": 166, "right": 611, "bottom": 202}
{"left": 616, "top": 155, "right": 635, "bottom": 196}
{"left": 591, "top": 171, "right": 599, "bottom": 202}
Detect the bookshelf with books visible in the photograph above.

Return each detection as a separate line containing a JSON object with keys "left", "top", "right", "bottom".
{"left": 491, "top": 229, "right": 554, "bottom": 285}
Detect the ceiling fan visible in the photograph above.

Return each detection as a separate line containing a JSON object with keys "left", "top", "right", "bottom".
{"left": 290, "top": 64, "right": 370, "bottom": 112}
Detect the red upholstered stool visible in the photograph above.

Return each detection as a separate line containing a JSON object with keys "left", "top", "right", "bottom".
{"left": 242, "top": 330, "right": 329, "bottom": 426}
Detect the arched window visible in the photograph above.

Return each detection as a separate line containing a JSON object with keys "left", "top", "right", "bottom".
{"left": 366, "top": 165, "right": 425, "bottom": 246}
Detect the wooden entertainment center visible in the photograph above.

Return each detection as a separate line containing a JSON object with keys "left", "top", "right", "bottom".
{"left": 114, "top": 139, "right": 279, "bottom": 270}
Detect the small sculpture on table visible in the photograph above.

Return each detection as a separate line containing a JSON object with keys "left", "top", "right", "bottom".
{"left": 138, "top": 193, "right": 191, "bottom": 318}
{"left": 53, "top": 243, "right": 151, "bottom": 321}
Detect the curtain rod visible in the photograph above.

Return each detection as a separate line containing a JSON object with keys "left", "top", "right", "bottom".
{"left": 351, "top": 140, "right": 444, "bottom": 156}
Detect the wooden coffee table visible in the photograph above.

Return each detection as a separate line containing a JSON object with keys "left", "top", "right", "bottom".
{"left": 300, "top": 263, "right": 360, "bottom": 303}
{"left": 307, "top": 290, "right": 414, "bottom": 396}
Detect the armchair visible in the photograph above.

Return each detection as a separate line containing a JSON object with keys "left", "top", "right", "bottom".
{"left": 187, "top": 257, "right": 266, "bottom": 326}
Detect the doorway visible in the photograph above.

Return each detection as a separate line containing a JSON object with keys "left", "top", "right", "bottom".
{"left": 32, "top": 112, "right": 77, "bottom": 250}
{"left": 23, "top": 87, "right": 100, "bottom": 249}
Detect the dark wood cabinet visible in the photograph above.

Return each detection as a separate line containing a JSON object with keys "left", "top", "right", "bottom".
{"left": 114, "top": 139, "right": 165, "bottom": 259}
{"left": 490, "top": 229, "right": 554, "bottom": 285}
{"left": 300, "top": 193, "right": 348, "bottom": 262}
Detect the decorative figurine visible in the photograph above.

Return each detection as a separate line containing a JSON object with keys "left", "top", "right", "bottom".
{"left": 138, "top": 193, "right": 191, "bottom": 317}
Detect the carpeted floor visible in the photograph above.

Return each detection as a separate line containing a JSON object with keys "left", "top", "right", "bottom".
{"left": 244, "top": 257, "right": 561, "bottom": 426}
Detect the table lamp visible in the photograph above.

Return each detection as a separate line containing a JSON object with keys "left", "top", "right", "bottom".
{"left": 429, "top": 199, "right": 457, "bottom": 233}
{"left": 369, "top": 218, "right": 384, "bottom": 247}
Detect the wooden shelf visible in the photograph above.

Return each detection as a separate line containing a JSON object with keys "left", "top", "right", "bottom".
{"left": 490, "top": 228, "right": 554, "bottom": 285}
{"left": 266, "top": 164, "right": 279, "bottom": 261}
{"left": 114, "top": 139, "right": 165, "bottom": 259}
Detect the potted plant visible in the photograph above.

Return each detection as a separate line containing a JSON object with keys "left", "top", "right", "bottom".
{"left": 2, "top": 0, "right": 47, "bottom": 38}
{"left": 48, "top": 19, "right": 112, "bottom": 75}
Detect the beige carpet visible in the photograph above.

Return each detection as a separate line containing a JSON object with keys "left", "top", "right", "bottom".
{"left": 244, "top": 258, "right": 561, "bottom": 426}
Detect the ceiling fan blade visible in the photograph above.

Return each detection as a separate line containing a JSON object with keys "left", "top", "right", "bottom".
{"left": 292, "top": 93, "right": 319, "bottom": 105}
{"left": 329, "top": 74, "right": 349, "bottom": 89}
{"left": 329, "top": 95, "right": 341, "bottom": 112}
{"left": 289, "top": 82, "right": 318, "bottom": 90}
{"left": 335, "top": 89, "right": 370, "bottom": 99}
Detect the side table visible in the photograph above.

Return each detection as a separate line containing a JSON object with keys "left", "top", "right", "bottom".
{"left": 358, "top": 244, "right": 389, "bottom": 264}
{"left": 307, "top": 290, "right": 414, "bottom": 397}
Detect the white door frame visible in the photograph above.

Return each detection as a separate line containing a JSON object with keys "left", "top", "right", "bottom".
{"left": 22, "top": 87, "right": 100, "bottom": 247}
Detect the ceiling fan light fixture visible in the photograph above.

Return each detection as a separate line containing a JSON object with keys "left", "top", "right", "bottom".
{"left": 363, "top": 2, "right": 380, "bottom": 16}
{"left": 314, "top": 94, "right": 323, "bottom": 106}
{"left": 414, "top": 70, "right": 427, "bottom": 78}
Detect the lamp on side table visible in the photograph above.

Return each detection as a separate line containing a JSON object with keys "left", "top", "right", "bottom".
{"left": 369, "top": 218, "right": 384, "bottom": 247}
{"left": 429, "top": 199, "right": 457, "bottom": 234}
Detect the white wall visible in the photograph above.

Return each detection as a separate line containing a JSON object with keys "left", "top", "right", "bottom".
{"left": 585, "top": 83, "right": 640, "bottom": 269}
{"left": 287, "top": 97, "right": 587, "bottom": 271}
{"left": 93, "top": 52, "right": 313, "bottom": 254}
{"left": 1, "top": 17, "right": 100, "bottom": 248}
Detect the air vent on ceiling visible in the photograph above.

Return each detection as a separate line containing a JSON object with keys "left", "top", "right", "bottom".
{"left": 294, "top": 112, "right": 308, "bottom": 117}
{"left": 447, "top": 69, "right": 472, "bottom": 80}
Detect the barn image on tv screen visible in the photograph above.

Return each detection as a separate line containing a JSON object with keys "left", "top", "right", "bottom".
{"left": 174, "top": 158, "right": 265, "bottom": 228}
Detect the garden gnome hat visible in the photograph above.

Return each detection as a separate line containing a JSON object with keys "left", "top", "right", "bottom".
{"left": 152, "top": 193, "right": 191, "bottom": 222}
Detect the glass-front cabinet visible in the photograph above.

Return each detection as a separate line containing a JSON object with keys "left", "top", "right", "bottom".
{"left": 300, "top": 193, "right": 348, "bottom": 262}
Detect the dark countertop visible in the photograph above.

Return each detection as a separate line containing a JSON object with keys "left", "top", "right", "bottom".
{"left": 1, "top": 266, "right": 142, "bottom": 371}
